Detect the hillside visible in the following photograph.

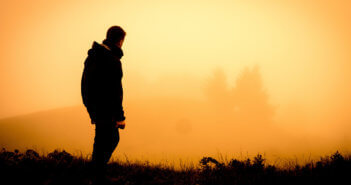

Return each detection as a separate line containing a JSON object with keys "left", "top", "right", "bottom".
{"left": 0, "top": 97, "right": 348, "bottom": 164}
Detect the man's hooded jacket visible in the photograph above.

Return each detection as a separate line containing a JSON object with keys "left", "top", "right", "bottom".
{"left": 81, "top": 41, "right": 125, "bottom": 123}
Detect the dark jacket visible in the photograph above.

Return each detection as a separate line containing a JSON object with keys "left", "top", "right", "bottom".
{"left": 81, "top": 41, "right": 125, "bottom": 123}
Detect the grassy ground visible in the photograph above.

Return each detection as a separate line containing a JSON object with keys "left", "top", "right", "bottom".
{"left": 0, "top": 148, "right": 350, "bottom": 185}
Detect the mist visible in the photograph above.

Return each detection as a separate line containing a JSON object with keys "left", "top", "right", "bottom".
{"left": 1, "top": 0, "right": 351, "bottom": 165}
{"left": 1, "top": 65, "right": 351, "bottom": 166}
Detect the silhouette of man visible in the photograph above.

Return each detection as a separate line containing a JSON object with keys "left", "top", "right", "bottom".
{"left": 81, "top": 26, "right": 126, "bottom": 182}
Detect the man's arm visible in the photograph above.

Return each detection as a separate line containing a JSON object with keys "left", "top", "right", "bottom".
{"left": 111, "top": 62, "right": 126, "bottom": 122}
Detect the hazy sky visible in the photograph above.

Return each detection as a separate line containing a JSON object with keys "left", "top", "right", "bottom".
{"left": 1, "top": 0, "right": 351, "bottom": 123}
{"left": 1, "top": 0, "right": 351, "bottom": 164}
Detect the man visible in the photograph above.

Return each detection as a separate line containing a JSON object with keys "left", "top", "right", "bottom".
{"left": 81, "top": 26, "right": 126, "bottom": 181}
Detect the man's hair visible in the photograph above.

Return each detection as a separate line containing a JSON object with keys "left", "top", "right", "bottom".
{"left": 105, "top": 26, "right": 126, "bottom": 44}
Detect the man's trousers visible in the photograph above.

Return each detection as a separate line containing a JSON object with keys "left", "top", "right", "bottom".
{"left": 91, "top": 121, "right": 119, "bottom": 177}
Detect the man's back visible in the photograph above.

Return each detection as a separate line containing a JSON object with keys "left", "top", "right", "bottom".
{"left": 81, "top": 41, "right": 125, "bottom": 123}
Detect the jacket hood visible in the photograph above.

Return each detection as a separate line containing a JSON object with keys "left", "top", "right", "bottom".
{"left": 87, "top": 41, "right": 123, "bottom": 60}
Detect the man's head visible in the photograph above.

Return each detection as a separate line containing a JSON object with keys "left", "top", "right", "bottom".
{"left": 105, "top": 26, "right": 126, "bottom": 48}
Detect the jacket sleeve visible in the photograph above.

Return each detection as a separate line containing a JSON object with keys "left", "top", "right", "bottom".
{"left": 111, "top": 61, "right": 126, "bottom": 121}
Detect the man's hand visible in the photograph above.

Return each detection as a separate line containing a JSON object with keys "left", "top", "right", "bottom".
{"left": 116, "top": 120, "right": 126, "bottom": 129}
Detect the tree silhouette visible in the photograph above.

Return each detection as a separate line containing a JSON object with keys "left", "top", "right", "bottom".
{"left": 205, "top": 66, "right": 275, "bottom": 127}
{"left": 231, "top": 66, "right": 275, "bottom": 126}
{"left": 204, "top": 68, "right": 232, "bottom": 111}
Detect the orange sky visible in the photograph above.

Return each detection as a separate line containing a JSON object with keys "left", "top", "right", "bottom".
{"left": 1, "top": 0, "right": 351, "bottom": 117}
{"left": 1, "top": 0, "right": 351, "bottom": 162}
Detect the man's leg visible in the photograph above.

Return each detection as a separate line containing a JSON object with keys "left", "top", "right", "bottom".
{"left": 91, "top": 121, "right": 120, "bottom": 180}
